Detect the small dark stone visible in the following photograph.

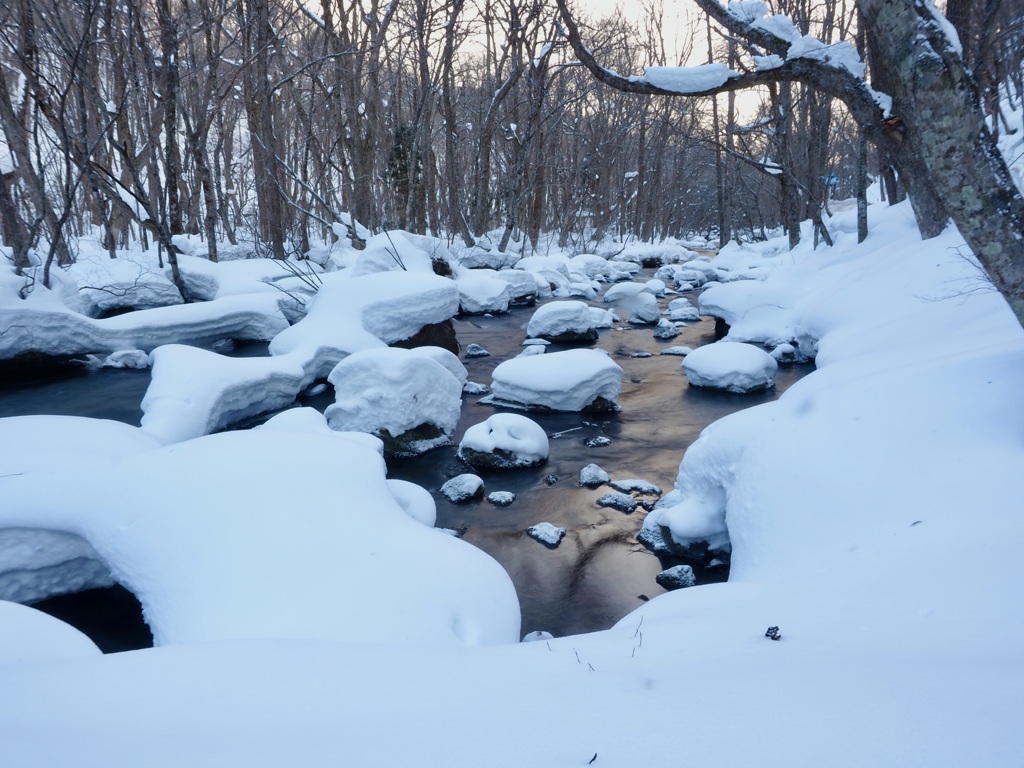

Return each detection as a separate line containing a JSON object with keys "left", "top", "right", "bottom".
{"left": 544, "top": 474, "right": 558, "bottom": 485}
{"left": 765, "top": 625, "right": 781, "bottom": 641}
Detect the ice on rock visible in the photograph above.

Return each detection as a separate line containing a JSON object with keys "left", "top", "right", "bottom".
{"left": 656, "top": 564, "right": 696, "bottom": 590}
{"left": 441, "top": 473, "right": 485, "bottom": 503}
{"left": 526, "top": 522, "right": 566, "bottom": 548}
{"left": 487, "top": 491, "right": 516, "bottom": 507}
{"left": 661, "top": 346, "right": 692, "bottom": 356}
{"left": 487, "top": 348, "right": 623, "bottom": 412}
{"left": 325, "top": 347, "right": 463, "bottom": 456}
{"left": 682, "top": 341, "right": 778, "bottom": 393}
{"left": 585, "top": 435, "right": 612, "bottom": 447}
{"left": 458, "top": 413, "right": 549, "bottom": 469}
{"left": 579, "top": 463, "right": 610, "bottom": 487}
{"left": 464, "top": 343, "right": 490, "bottom": 358}
{"left": 526, "top": 300, "right": 599, "bottom": 344}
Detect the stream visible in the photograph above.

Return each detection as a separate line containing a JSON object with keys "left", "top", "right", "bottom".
{"left": 0, "top": 271, "right": 813, "bottom": 646}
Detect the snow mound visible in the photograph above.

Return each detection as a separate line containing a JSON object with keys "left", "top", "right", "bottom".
{"left": 526, "top": 300, "right": 599, "bottom": 343}
{"left": 458, "top": 414, "right": 549, "bottom": 469}
{"left": 486, "top": 349, "right": 624, "bottom": 412}
{"left": 0, "top": 428, "right": 520, "bottom": 646}
{"left": 325, "top": 347, "right": 463, "bottom": 456}
{"left": 682, "top": 342, "right": 778, "bottom": 393}
{"left": 456, "top": 270, "right": 513, "bottom": 315}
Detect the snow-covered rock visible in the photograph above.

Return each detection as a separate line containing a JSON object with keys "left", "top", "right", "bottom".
{"left": 487, "top": 491, "right": 516, "bottom": 507}
{"left": 654, "top": 318, "right": 681, "bottom": 339}
{"left": 486, "top": 349, "right": 623, "bottom": 412}
{"left": 440, "top": 474, "right": 485, "bottom": 503}
{"left": 526, "top": 523, "right": 566, "bottom": 548}
{"left": 0, "top": 428, "right": 520, "bottom": 646}
{"left": 569, "top": 254, "right": 612, "bottom": 281}
{"left": 325, "top": 347, "right": 463, "bottom": 455}
{"left": 456, "top": 270, "right": 513, "bottom": 315}
{"left": 628, "top": 293, "right": 662, "bottom": 324}
{"left": 102, "top": 349, "right": 151, "bottom": 369}
{"left": 603, "top": 282, "right": 655, "bottom": 304}
{"left": 458, "top": 414, "right": 549, "bottom": 469}
{"left": 406, "top": 345, "right": 469, "bottom": 387}
{"left": 656, "top": 564, "right": 696, "bottom": 590}
{"left": 579, "top": 463, "right": 610, "bottom": 487}
{"left": 464, "top": 343, "right": 490, "bottom": 358}
{"left": 525, "top": 300, "right": 599, "bottom": 343}
{"left": 609, "top": 478, "right": 662, "bottom": 496}
{"left": 491, "top": 269, "right": 540, "bottom": 306}
{"left": 682, "top": 342, "right": 778, "bottom": 393}
{"left": 596, "top": 492, "right": 637, "bottom": 513}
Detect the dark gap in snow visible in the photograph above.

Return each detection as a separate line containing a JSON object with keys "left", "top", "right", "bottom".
{"left": 30, "top": 584, "right": 154, "bottom": 653}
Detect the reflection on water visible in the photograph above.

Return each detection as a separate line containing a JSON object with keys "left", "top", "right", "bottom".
{"left": 0, "top": 277, "right": 813, "bottom": 640}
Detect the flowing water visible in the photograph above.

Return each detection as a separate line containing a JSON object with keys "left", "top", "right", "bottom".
{"left": 0, "top": 273, "right": 813, "bottom": 645}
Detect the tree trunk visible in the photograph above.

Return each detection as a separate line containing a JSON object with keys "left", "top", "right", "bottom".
{"left": 861, "top": 0, "right": 1024, "bottom": 324}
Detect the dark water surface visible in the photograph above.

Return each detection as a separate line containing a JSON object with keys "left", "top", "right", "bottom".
{"left": 0, "top": 275, "right": 813, "bottom": 643}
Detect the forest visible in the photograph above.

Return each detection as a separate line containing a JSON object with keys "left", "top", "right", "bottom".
{"left": 2, "top": 0, "right": 1019, "bottom": 278}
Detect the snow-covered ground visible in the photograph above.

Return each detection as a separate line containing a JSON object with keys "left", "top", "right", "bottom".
{"left": 1, "top": 194, "right": 1024, "bottom": 765}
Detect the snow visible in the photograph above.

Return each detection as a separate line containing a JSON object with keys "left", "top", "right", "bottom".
{"left": 486, "top": 348, "right": 624, "bottom": 411}
{"left": 3, "top": 177, "right": 1024, "bottom": 766}
{"left": 525, "top": 522, "right": 566, "bottom": 547}
{"left": 642, "top": 63, "right": 736, "bottom": 94}
{"left": 0, "top": 428, "right": 519, "bottom": 647}
{"left": 140, "top": 271, "right": 461, "bottom": 443}
{"left": 578, "top": 463, "right": 610, "bottom": 488}
{"left": 458, "top": 413, "right": 549, "bottom": 469}
{"left": 325, "top": 347, "right": 463, "bottom": 449}
{"left": 0, "top": 600, "right": 101, "bottom": 662}
{"left": 682, "top": 341, "right": 778, "bottom": 393}
{"left": 440, "top": 473, "right": 485, "bottom": 503}
{"left": 487, "top": 491, "right": 516, "bottom": 507}
{"left": 627, "top": 292, "right": 661, "bottom": 324}
{"left": 455, "top": 269, "right": 513, "bottom": 314}
{"left": 0, "top": 291, "right": 289, "bottom": 361}
{"left": 525, "top": 300, "right": 598, "bottom": 341}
